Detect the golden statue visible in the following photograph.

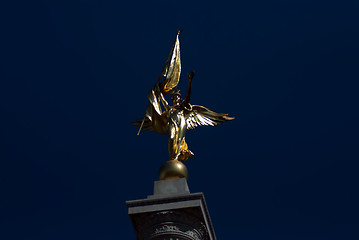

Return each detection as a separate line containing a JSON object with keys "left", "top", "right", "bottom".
{"left": 134, "top": 31, "right": 234, "bottom": 178}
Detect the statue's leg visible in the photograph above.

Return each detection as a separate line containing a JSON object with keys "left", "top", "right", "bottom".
{"left": 178, "top": 138, "right": 194, "bottom": 162}
{"left": 168, "top": 121, "right": 179, "bottom": 160}
{"left": 174, "top": 116, "right": 187, "bottom": 160}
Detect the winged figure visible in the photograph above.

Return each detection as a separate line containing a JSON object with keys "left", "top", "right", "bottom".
{"left": 134, "top": 31, "right": 234, "bottom": 162}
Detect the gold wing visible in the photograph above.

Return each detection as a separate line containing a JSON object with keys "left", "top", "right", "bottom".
{"left": 159, "top": 31, "right": 181, "bottom": 94}
{"left": 185, "top": 105, "right": 235, "bottom": 130}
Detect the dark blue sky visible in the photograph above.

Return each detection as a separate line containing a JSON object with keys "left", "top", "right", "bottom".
{"left": 1, "top": 1, "right": 359, "bottom": 239}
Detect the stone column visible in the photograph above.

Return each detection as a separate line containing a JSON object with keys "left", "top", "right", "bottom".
{"left": 126, "top": 178, "right": 216, "bottom": 240}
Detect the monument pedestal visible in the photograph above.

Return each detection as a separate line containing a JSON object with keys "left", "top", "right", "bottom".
{"left": 126, "top": 178, "right": 216, "bottom": 240}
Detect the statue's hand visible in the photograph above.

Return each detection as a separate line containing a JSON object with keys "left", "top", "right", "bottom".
{"left": 188, "top": 71, "right": 195, "bottom": 80}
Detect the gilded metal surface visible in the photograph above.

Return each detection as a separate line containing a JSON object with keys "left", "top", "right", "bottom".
{"left": 134, "top": 32, "right": 234, "bottom": 162}
{"left": 160, "top": 30, "right": 181, "bottom": 94}
{"left": 159, "top": 160, "right": 188, "bottom": 180}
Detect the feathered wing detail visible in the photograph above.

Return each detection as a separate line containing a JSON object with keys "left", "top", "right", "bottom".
{"left": 160, "top": 31, "right": 181, "bottom": 94}
{"left": 185, "top": 105, "right": 235, "bottom": 130}
{"left": 133, "top": 117, "right": 153, "bottom": 131}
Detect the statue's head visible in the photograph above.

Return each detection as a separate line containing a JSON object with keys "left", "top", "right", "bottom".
{"left": 171, "top": 91, "right": 182, "bottom": 105}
